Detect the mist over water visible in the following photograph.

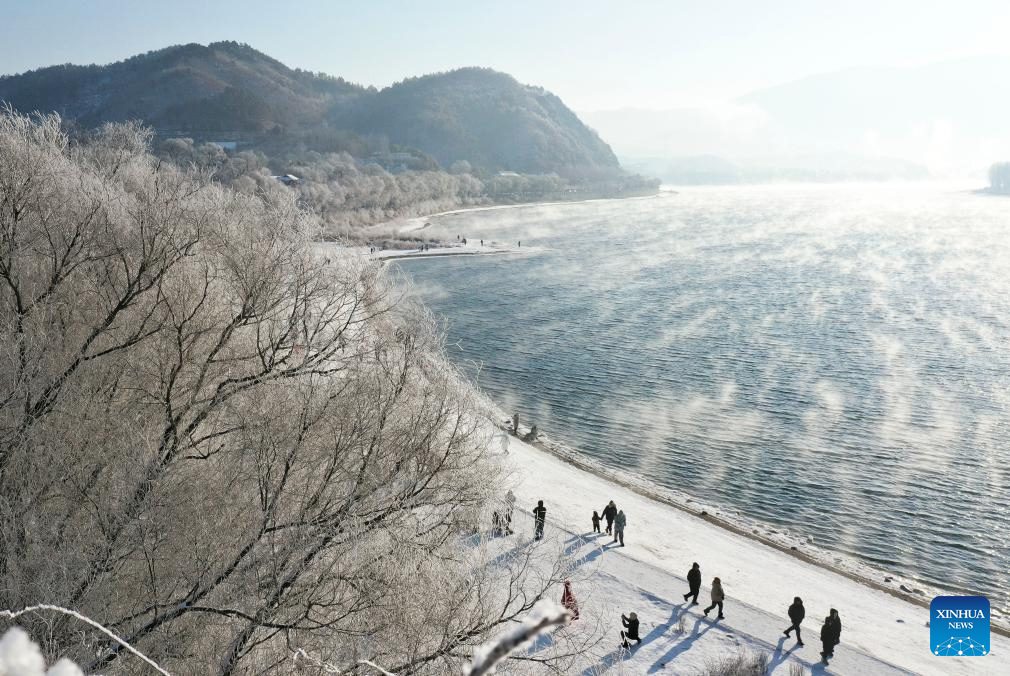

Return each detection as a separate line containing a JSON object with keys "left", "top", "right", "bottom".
{"left": 395, "top": 184, "right": 1010, "bottom": 619}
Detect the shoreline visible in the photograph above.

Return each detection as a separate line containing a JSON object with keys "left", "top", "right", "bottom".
{"left": 499, "top": 420, "right": 1010, "bottom": 638}
{"left": 393, "top": 190, "right": 671, "bottom": 234}
{"left": 388, "top": 190, "right": 1009, "bottom": 639}
{"left": 502, "top": 423, "right": 1010, "bottom": 674}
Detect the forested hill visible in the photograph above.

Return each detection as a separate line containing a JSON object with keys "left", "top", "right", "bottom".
{"left": 335, "top": 68, "right": 619, "bottom": 175}
{"left": 0, "top": 41, "right": 619, "bottom": 176}
{"left": 0, "top": 42, "right": 364, "bottom": 132}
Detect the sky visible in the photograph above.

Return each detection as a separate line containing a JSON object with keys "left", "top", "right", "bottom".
{"left": 2, "top": 0, "right": 1009, "bottom": 111}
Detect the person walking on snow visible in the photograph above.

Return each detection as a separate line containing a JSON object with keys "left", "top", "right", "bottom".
{"left": 532, "top": 500, "right": 547, "bottom": 540}
{"left": 783, "top": 597, "right": 805, "bottom": 646}
{"left": 703, "top": 577, "right": 725, "bottom": 619}
{"left": 620, "top": 612, "right": 641, "bottom": 649}
{"left": 591, "top": 510, "right": 601, "bottom": 533}
{"left": 683, "top": 562, "right": 702, "bottom": 604}
{"left": 613, "top": 509, "right": 627, "bottom": 546}
{"left": 601, "top": 501, "right": 617, "bottom": 535}
{"left": 820, "top": 609, "right": 841, "bottom": 664}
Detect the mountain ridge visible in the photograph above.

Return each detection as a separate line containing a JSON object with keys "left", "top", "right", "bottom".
{"left": 0, "top": 41, "right": 620, "bottom": 176}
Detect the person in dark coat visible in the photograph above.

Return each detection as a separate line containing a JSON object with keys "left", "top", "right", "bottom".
{"left": 620, "top": 612, "right": 641, "bottom": 649}
{"left": 783, "top": 597, "right": 805, "bottom": 646}
{"left": 820, "top": 609, "right": 841, "bottom": 664}
{"left": 532, "top": 500, "right": 547, "bottom": 540}
{"left": 613, "top": 509, "right": 627, "bottom": 546}
{"left": 591, "top": 510, "right": 601, "bottom": 533}
{"left": 683, "top": 562, "right": 702, "bottom": 604}
{"left": 601, "top": 501, "right": 617, "bottom": 535}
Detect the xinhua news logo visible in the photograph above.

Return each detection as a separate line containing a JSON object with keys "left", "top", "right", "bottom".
{"left": 930, "top": 596, "right": 989, "bottom": 657}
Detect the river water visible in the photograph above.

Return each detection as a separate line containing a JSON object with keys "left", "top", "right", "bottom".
{"left": 393, "top": 183, "right": 1010, "bottom": 619}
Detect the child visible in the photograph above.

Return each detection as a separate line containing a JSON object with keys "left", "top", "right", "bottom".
{"left": 592, "top": 510, "right": 601, "bottom": 533}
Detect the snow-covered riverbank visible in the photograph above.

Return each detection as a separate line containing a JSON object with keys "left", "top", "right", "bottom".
{"left": 316, "top": 239, "right": 541, "bottom": 262}
{"left": 394, "top": 191, "right": 670, "bottom": 235}
{"left": 501, "top": 429, "right": 1009, "bottom": 674}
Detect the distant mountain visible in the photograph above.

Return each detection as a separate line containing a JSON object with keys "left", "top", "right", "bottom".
{"left": 335, "top": 68, "right": 619, "bottom": 174}
{"left": 583, "top": 55, "right": 1010, "bottom": 179}
{"left": 0, "top": 42, "right": 364, "bottom": 132}
{"left": 0, "top": 42, "right": 620, "bottom": 176}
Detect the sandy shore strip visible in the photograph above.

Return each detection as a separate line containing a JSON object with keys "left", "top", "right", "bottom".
{"left": 500, "top": 425, "right": 1008, "bottom": 674}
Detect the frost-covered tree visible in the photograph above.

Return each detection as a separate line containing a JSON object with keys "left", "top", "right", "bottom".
{"left": 0, "top": 109, "right": 594, "bottom": 674}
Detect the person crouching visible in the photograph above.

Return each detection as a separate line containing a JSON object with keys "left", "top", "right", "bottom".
{"left": 620, "top": 612, "right": 641, "bottom": 649}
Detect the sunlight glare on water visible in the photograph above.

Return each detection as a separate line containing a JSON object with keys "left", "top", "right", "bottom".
{"left": 395, "top": 183, "right": 1010, "bottom": 619}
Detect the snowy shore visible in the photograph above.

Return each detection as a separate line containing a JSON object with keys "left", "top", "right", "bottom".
{"left": 318, "top": 240, "right": 540, "bottom": 263}
{"left": 501, "top": 426, "right": 1009, "bottom": 674}
{"left": 394, "top": 191, "right": 669, "bottom": 235}
{"left": 346, "top": 194, "right": 1008, "bottom": 672}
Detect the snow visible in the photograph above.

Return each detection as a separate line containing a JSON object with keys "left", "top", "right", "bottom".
{"left": 500, "top": 430, "right": 1010, "bottom": 675}
{"left": 316, "top": 240, "right": 541, "bottom": 262}
{"left": 394, "top": 194, "right": 665, "bottom": 235}
{"left": 466, "top": 600, "right": 571, "bottom": 676}
{"left": 0, "top": 628, "right": 84, "bottom": 676}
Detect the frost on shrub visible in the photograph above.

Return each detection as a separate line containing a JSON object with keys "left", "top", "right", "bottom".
{"left": 0, "top": 628, "right": 83, "bottom": 676}
{"left": 464, "top": 600, "right": 571, "bottom": 676}
{"left": 700, "top": 649, "right": 771, "bottom": 676}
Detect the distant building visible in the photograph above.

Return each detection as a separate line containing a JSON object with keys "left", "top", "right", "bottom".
{"left": 497, "top": 171, "right": 521, "bottom": 177}
{"left": 209, "top": 141, "right": 238, "bottom": 151}
{"left": 271, "top": 174, "right": 301, "bottom": 186}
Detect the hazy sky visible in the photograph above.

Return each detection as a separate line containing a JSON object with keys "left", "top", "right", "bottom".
{"left": 2, "top": 0, "right": 1009, "bottom": 111}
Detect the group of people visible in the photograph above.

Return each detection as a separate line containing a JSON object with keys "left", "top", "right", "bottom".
{"left": 592, "top": 500, "right": 626, "bottom": 546}
{"left": 675, "top": 563, "right": 842, "bottom": 663}
{"left": 780, "top": 600, "right": 843, "bottom": 664}
{"left": 526, "top": 495, "right": 844, "bottom": 666}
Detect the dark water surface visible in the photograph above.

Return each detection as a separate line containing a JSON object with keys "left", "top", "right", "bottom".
{"left": 394, "top": 184, "right": 1010, "bottom": 618}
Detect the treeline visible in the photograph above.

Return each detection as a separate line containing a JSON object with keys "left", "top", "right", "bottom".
{"left": 156, "top": 136, "right": 658, "bottom": 241}
{"left": 0, "top": 109, "right": 593, "bottom": 673}
{"left": 989, "top": 162, "right": 1010, "bottom": 194}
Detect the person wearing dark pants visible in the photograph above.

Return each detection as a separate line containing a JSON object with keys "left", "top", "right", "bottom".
{"left": 703, "top": 577, "right": 725, "bottom": 619}
{"left": 820, "top": 609, "right": 842, "bottom": 664}
{"left": 783, "top": 597, "right": 805, "bottom": 646}
{"left": 620, "top": 613, "right": 641, "bottom": 649}
{"left": 613, "top": 510, "right": 626, "bottom": 546}
{"left": 532, "top": 500, "right": 547, "bottom": 540}
{"left": 601, "top": 501, "right": 617, "bottom": 535}
{"left": 683, "top": 562, "right": 701, "bottom": 604}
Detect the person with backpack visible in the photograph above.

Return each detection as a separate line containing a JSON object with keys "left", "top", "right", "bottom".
{"left": 613, "top": 509, "right": 627, "bottom": 546}
{"left": 620, "top": 612, "right": 641, "bottom": 649}
{"left": 683, "top": 563, "right": 701, "bottom": 605}
{"left": 532, "top": 500, "right": 547, "bottom": 540}
{"left": 783, "top": 597, "right": 805, "bottom": 646}
{"left": 703, "top": 577, "right": 725, "bottom": 619}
